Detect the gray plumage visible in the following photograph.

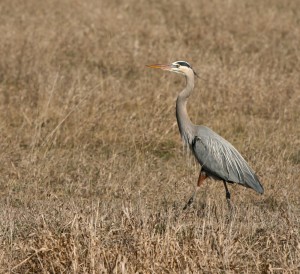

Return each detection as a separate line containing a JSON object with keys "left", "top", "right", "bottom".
{"left": 147, "top": 60, "right": 264, "bottom": 208}
{"left": 191, "top": 126, "right": 263, "bottom": 194}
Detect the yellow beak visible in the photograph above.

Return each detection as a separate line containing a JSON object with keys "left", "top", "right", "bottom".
{"left": 146, "top": 64, "right": 173, "bottom": 71}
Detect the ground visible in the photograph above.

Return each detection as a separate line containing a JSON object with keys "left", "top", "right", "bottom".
{"left": 0, "top": 0, "right": 299, "bottom": 273}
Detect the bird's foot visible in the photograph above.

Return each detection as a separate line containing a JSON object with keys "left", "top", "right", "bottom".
{"left": 183, "top": 196, "right": 194, "bottom": 210}
{"left": 225, "top": 198, "right": 235, "bottom": 222}
{"left": 226, "top": 197, "right": 233, "bottom": 211}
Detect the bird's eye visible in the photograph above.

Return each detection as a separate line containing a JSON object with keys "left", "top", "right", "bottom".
{"left": 175, "top": 64, "right": 180, "bottom": 68}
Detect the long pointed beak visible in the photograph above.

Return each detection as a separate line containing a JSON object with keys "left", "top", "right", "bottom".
{"left": 146, "top": 64, "right": 173, "bottom": 71}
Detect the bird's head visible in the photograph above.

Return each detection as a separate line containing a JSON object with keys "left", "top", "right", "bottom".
{"left": 146, "top": 61, "right": 199, "bottom": 78}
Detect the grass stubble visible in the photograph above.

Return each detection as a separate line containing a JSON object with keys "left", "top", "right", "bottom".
{"left": 0, "top": 0, "right": 299, "bottom": 273}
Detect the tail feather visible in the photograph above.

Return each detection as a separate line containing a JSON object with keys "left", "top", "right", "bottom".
{"left": 244, "top": 172, "right": 264, "bottom": 194}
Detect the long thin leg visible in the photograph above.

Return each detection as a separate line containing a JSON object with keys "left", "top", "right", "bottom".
{"left": 183, "top": 171, "right": 207, "bottom": 210}
{"left": 223, "top": 181, "right": 232, "bottom": 211}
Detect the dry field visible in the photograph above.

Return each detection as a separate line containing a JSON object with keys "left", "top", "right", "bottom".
{"left": 0, "top": 0, "right": 300, "bottom": 273}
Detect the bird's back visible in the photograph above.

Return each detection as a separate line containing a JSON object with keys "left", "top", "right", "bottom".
{"left": 191, "top": 126, "right": 264, "bottom": 194}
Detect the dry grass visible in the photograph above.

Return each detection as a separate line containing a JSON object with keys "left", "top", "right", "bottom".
{"left": 0, "top": 0, "right": 300, "bottom": 273}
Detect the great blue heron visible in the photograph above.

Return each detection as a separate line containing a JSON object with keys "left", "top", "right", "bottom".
{"left": 147, "top": 61, "right": 264, "bottom": 209}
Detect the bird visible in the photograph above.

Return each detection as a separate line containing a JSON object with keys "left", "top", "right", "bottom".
{"left": 147, "top": 61, "right": 264, "bottom": 210}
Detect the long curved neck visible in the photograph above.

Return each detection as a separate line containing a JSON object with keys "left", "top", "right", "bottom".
{"left": 176, "top": 70, "right": 195, "bottom": 146}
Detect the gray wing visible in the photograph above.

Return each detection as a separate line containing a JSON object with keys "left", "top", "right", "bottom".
{"left": 191, "top": 126, "right": 264, "bottom": 194}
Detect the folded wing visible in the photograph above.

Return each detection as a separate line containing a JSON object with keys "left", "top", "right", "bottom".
{"left": 191, "top": 127, "right": 264, "bottom": 194}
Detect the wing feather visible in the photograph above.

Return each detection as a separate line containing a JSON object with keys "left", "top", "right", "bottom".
{"left": 191, "top": 129, "right": 264, "bottom": 194}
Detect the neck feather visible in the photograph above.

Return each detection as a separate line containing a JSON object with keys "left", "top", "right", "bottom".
{"left": 175, "top": 70, "right": 195, "bottom": 146}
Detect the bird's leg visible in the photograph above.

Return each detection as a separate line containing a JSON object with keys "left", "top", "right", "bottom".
{"left": 223, "top": 181, "right": 233, "bottom": 212}
{"left": 183, "top": 171, "right": 207, "bottom": 210}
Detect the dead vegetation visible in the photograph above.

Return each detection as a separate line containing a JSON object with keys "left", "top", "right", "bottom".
{"left": 0, "top": 0, "right": 299, "bottom": 273}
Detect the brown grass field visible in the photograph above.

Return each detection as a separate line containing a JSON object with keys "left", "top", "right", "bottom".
{"left": 0, "top": 0, "right": 300, "bottom": 273}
